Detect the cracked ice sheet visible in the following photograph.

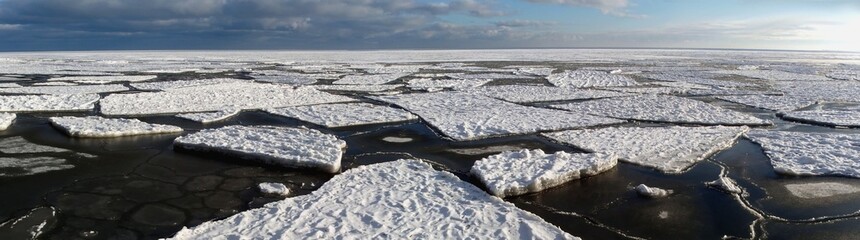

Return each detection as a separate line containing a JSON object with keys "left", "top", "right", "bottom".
{"left": 0, "top": 94, "right": 99, "bottom": 113}
{"left": 333, "top": 73, "right": 408, "bottom": 85}
{"left": 0, "top": 84, "right": 127, "bottom": 95}
{"left": 554, "top": 95, "right": 770, "bottom": 126}
{"left": 130, "top": 78, "right": 243, "bottom": 91}
{"left": 173, "top": 125, "right": 346, "bottom": 173}
{"left": 716, "top": 95, "right": 817, "bottom": 112}
{"left": 0, "top": 157, "right": 74, "bottom": 177}
{"left": 373, "top": 92, "right": 624, "bottom": 141}
{"left": 48, "top": 75, "right": 157, "bottom": 84}
{"left": 312, "top": 84, "right": 402, "bottom": 93}
{"left": 250, "top": 71, "right": 318, "bottom": 85}
{"left": 780, "top": 110, "right": 860, "bottom": 127}
{"left": 712, "top": 69, "right": 831, "bottom": 81}
{"left": 176, "top": 110, "right": 241, "bottom": 124}
{"left": 50, "top": 116, "right": 183, "bottom": 138}
{"left": 445, "top": 72, "right": 533, "bottom": 80}
{"left": 101, "top": 82, "right": 355, "bottom": 116}
{"left": 0, "top": 83, "right": 20, "bottom": 88}
{"left": 772, "top": 81, "right": 860, "bottom": 103}
{"left": 265, "top": 103, "right": 418, "bottom": 128}
{"left": 465, "top": 85, "right": 632, "bottom": 103}
{"left": 0, "top": 137, "right": 70, "bottom": 154}
{"left": 825, "top": 69, "right": 860, "bottom": 81}
{"left": 169, "top": 160, "right": 578, "bottom": 240}
{"left": 406, "top": 78, "right": 491, "bottom": 91}
{"left": 547, "top": 70, "right": 638, "bottom": 88}
{"left": 638, "top": 73, "right": 755, "bottom": 88}
{"left": 745, "top": 130, "right": 860, "bottom": 178}
{"left": 544, "top": 126, "right": 749, "bottom": 173}
{"left": 470, "top": 149, "right": 617, "bottom": 197}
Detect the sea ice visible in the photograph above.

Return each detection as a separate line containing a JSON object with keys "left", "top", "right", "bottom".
{"left": 465, "top": 85, "right": 631, "bottom": 103}
{"left": 0, "top": 157, "right": 74, "bottom": 177}
{"left": 712, "top": 70, "right": 831, "bottom": 81}
{"left": 373, "top": 92, "right": 624, "bottom": 141}
{"left": 380, "top": 136, "right": 413, "bottom": 143}
{"left": 173, "top": 125, "right": 346, "bottom": 173}
{"left": 0, "top": 83, "right": 20, "bottom": 88}
{"left": 0, "top": 137, "right": 70, "bottom": 154}
{"left": 0, "top": 84, "right": 128, "bottom": 95}
{"left": 772, "top": 81, "right": 860, "bottom": 103}
{"left": 784, "top": 182, "right": 860, "bottom": 199}
{"left": 176, "top": 110, "right": 241, "bottom": 124}
{"left": 258, "top": 182, "right": 290, "bottom": 197}
{"left": 547, "top": 70, "right": 639, "bottom": 88}
{"left": 470, "top": 149, "right": 617, "bottom": 197}
{"left": 635, "top": 184, "right": 672, "bottom": 198}
{"left": 333, "top": 73, "right": 408, "bottom": 85}
{"left": 130, "top": 78, "right": 243, "bottom": 91}
{"left": 48, "top": 75, "right": 157, "bottom": 84}
{"left": 706, "top": 176, "right": 743, "bottom": 194}
{"left": 716, "top": 95, "right": 816, "bottom": 112}
{"left": 406, "top": 78, "right": 491, "bottom": 91}
{"left": 250, "top": 71, "right": 318, "bottom": 85}
{"left": 780, "top": 110, "right": 860, "bottom": 127}
{"left": 544, "top": 126, "right": 749, "bottom": 173}
{"left": 32, "top": 82, "right": 78, "bottom": 86}
{"left": 264, "top": 103, "right": 418, "bottom": 128}
{"left": 825, "top": 69, "right": 860, "bottom": 81}
{"left": 638, "top": 73, "right": 754, "bottom": 88}
{"left": 745, "top": 130, "right": 860, "bottom": 178}
{"left": 313, "top": 84, "right": 402, "bottom": 93}
{"left": 0, "top": 94, "right": 99, "bottom": 112}
{"left": 554, "top": 95, "right": 770, "bottom": 126}
{"left": 169, "top": 160, "right": 578, "bottom": 240}
{"left": 49, "top": 116, "right": 183, "bottom": 138}
{"left": 446, "top": 72, "right": 534, "bottom": 80}
{"left": 0, "top": 113, "right": 13, "bottom": 131}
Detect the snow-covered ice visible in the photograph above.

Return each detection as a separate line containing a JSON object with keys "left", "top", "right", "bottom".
{"left": 772, "top": 80, "right": 860, "bottom": 103}
{"left": 0, "top": 94, "right": 99, "bottom": 113}
{"left": 250, "top": 71, "right": 318, "bottom": 85}
{"left": 446, "top": 72, "right": 534, "bottom": 80}
{"left": 0, "top": 84, "right": 128, "bottom": 95}
{"left": 547, "top": 70, "right": 639, "bottom": 88}
{"left": 48, "top": 75, "right": 157, "bottom": 84}
{"left": 406, "top": 78, "right": 491, "bottom": 91}
{"left": 465, "top": 85, "right": 631, "bottom": 103}
{"left": 130, "top": 78, "right": 243, "bottom": 91}
{"left": 713, "top": 70, "right": 831, "bottom": 81}
{"left": 258, "top": 182, "right": 290, "bottom": 197}
{"left": 784, "top": 182, "right": 860, "bottom": 199}
{"left": 173, "top": 125, "right": 346, "bottom": 173}
{"left": 706, "top": 176, "right": 743, "bottom": 194}
{"left": 745, "top": 130, "right": 860, "bottom": 178}
{"left": 265, "top": 103, "right": 418, "bottom": 128}
{"left": 169, "top": 160, "right": 578, "bottom": 240}
{"left": 49, "top": 116, "right": 183, "bottom": 138}
{"left": 0, "top": 157, "right": 74, "bottom": 177}
{"left": 825, "top": 69, "right": 860, "bottom": 81}
{"left": 0, "top": 113, "right": 13, "bottom": 131}
{"left": 374, "top": 92, "right": 624, "bottom": 141}
{"left": 0, "top": 137, "right": 70, "bottom": 154}
{"left": 333, "top": 73, "right": 408, "bottom": 85}
{"left": 0, "top": 83, "right": 20, "bottom": 88}
{"left": 716, "top": 95, "right": 816, "bottom": 112}
{"left": 470, "top": 149, "right": 617, "bottom": 197}
{"left": 780, "top": 110, "right": 860, "bottom": 127}
{"left": 635, "top": 184, "right": 672, "bottom": 198}
{"left": 176, "top": 110, "right": 241, "bottom": 124}
{"left": 544, "top": 126, "right": 749, "bottom": 173}
{"left": 554, "top": 95, "right": 770, "bottom": 126}
{"left": 313, "top": 84, "right": 402, "bottom": 93}
{"left": 381, "top": 136, "right": 413, "bottom": 143}
{"left": 638, "top": 73, "right": 754, "bottom": 88}
{"left": 32, "top": 82, "right": 78, "bottom": 86}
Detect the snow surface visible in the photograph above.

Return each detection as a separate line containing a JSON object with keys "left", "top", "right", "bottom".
{"left": 173, "top": 125, "right": 346, "bottom": 173}
{"left": 32, "top": 82, "right": 78, "bottom": 86}
{"left": 780, "top": 110, "right": 860, "bottom": 127}
{"left": 745, "top": 130, "right": 860, "bottom": 178}
{"left": 130, "top": 78, "right": 243, "bottom": 91}
{"left": 0, "top": 137, "right": 70, "bottom": 154}
{"left": 712, "top": 70, "right": 831, "bottom": 81}
{"left": 0, "top": 113, "right": 13, "bottom": 131}
{"left": 638, "top": 73, "right": 754, "bottom": 88}
{"left": 0, "top": 94, "right": 99, "bottom": 113}
{"left": 635, "top": 184, "right": 672, "bottom": 198}
{"left": 446, "top": 72, "right": 534, "bottom": 80}
{"left": 333, "top": 73, "right": 408, "bottom": 85}
{"left": 825, "top": 69, "right": 860, "bottom": 81}
{"left": 706, "top": 177, "right": 743, "bottom": 194}
{"left": 406, "top": 78, "right": 491, "bottom": 91}
{"left": 373, "top": 92, "right": 624, "bottom": 141}
{"left": 554, "top": 95, "right": 770, "bottom": 126}
{"left": 470, "top": 149, "right": 617, "bottom": 197}
{"left": 169, "top": 160, "right": 578, "bottom": 240}
{"left": 544, "top": 126, "right": 749, "bottom": 173}
{"left": 313, "top": 84, "right": 402, "bottom": 92}
{"left": 465, "top": 85, "right": 631, "bottom": 103}
{"left": 547, "top": 70, "right": 639, "bottom": 88}
{"left": 258, "top": 182, "right": 290, "bottom": 197}
{"left": 101, "top": 83, "right": 355, "bottom": 116}
{"left": 265, "top": 103, "right": 418, "bottom": 128}
{"left": 250, "top": 71, "right": 318, "bottom": 85}
{"left": 784, "top": 182, "right": 860, "bottom": 199}
{"left": 716, "top": 95, "right": 816, "bottom": 112}
{"left": 48, "top": 75, "right": 157, "bottom": 84}
{"left": 0, "top": 84, "right": 127, "bottom": 95}
{"left": 0, "top": 157, "right": 74, "bottom": 177}
{"left": 0, "top": 83, "right": 20, "bottom": 88}
{"left": 49, "top": 116, "right": 183, "bottom": 138}
{"left": 176, "top": 110, "right": 240, "bottom": 124}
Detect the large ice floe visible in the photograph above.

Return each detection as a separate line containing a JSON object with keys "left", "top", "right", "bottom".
{"left": 176, "top": 110, "right": 241, "bottom": 124}
{"left": 312, "top": 84, "right": 402, "bottom": 93}
{"left": 0, "top": 157, "right": 74, "bottom": 177}
{"left": 716, "top": 95, "right": 816, "bottom": 112}
{"left": 48, "top": 75, "right": 157, "bottom": 84}
{"left": 0, "top": 113, "right": 13, "bottom": 131}
{"left": 265, "top": 103, "right": 418, "bottom": 128}
{"left": 0, "top": 137, "right": 70, "bottom": 154}
{"left": 332, "top": 73, "right": 408, "bottom": 85}
{"left": 100, "top": 82, "right": 354, "bottom": 116}
{"left": 470, "top": 149, "right": 617, "bottom": 197}
{"left": 406, "top": 78, "right": 491, "bottom": 91}
{"left": 780, "top": 110, "right": 860, "bottom": 127}
{"left": 547, "top": 70, "right": 638, "bottom": 88}
{"left": 712, "top": 70, "right": 831, "bottom": 81}
{"left": 0, "top": 83, "right": 20, "bottom": 88}
{"left": 373, "top": 92, "right": 624, "bottom": 141}
{"left": 745, "top": 130, "right": 860, "bottom": 178}
{"left": 0, "top": 84, "right": 128, "bottom": 95}
{"left": 554, "top": 94, "right": 770, "bottom": 126}
{"left": 0, "top": 94, "right": 99, "bottom": 112}
{"left": 49, "top": 116, "right": 183, "bottom": 138}
{"left": 465, "top": 85, "right": 631, "bottom": 103}
{"left": 784, "top": 182, "right": 860, "bottom": 199}
{"left": 130, "top": 78, "right": 242, "bottom": 91}
{"left": 169, "top": 160, "right": 578, "bottom": 240}
{"left": 173, "top": 125, "right": 346, "bottom": 173}
{"left": 772, "top": 81, "right": 860, "bottom": 103}
{"left": 543, "top": 126, "right": 749, "bottom": 173}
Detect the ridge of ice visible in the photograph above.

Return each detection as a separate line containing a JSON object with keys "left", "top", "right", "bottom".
{"left": 706, "top": 176, "right": 743, "bottom": 194}
{"left": 547, "top": 70, "right": 638, "bottom": 88}
{"left": 745, "top": 130, "right": 860, "bottom": 178}
{"left": 265, "top": 103, "right": 418, "bottom": 128}
{"left": 635, "top": 184, "right": 672, "bottom": 198}
{"left": 0, "top": 94, "right": 99, "bottom": 113}
{"left": 780, "top": 110, "right": 860, "bottom": 127}
{"left": 554, "top": 95, "right": 770, "bottom": 126}
{"left": 258, "top": 182, "right": 290, "bottom": 197}
{"left": 49, "top": 116, "right": 183, "bottom": 138}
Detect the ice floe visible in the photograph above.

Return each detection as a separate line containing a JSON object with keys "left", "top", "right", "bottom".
{"left": 638, "top": 73, "right": 755, "bottom": 88}
{"left": 713, "top": 70, "right": 831, "bottom": 81}
{"left": 0, "top": 157, "right": 74, "bottom": 177}
{"left": 0, "top": 84, "right": 128, "bottom": 95}
{"left": 772, "top": 81, "right": 860, "bottom": 103}
{"left": 465, "top": 85, "right": 631, "bottom": 103}
{"left": 265, "top": 103, "right": 418, "bottom": 128}
{"left": 745, "top": 130, "right": 860, "bottom": 178}
{"left": 101, "top": 83, "right": 354, "bottom": 116}
{"left": 313, "top": 84, "right": 402, "bottom": 93}
{"left": 470, "top": 149, "right": 617, "bottom": 197}
{"left": 49, "top": 116, "right": 183, "bottom": 138}
{"left": 0, "top": 113, "right": 13, "bottom": 131}
{"left": 48, "top": 75, "right": 157, "bottom": 84}
{"left": 32, "top": 82, "right": 78, "bottom": 86}
{"left": 130, "top": 78, "right": 243, "bottom": 91}
{"left": 381, "top": 136, "right": 413, "bottom": 143}
{"left": 0, "top": 83, "right": 20, "bottom": 88}
{"left": 635, "top": 184, "right": 672, "bottom": 198}
{"left": 780, "top": 110, "right": 860, "bottom": 127}
{"left": 0, "top": 137, "right": 70, "bottom": 154}
{"left": 706, "top": 176, "right": 743, "bottom": 194}
{"left": 169, "top": 160, "right": 577, "bottom": 240}
{"left": 173, "top": 125, "right": 346, "bottom": 173}
{"left": 250, "top": 71, "right": 318, "bottom": 85}
{"left": 333, "top": 73, "right": 408, "bottom": 85}
{"left": 544, "top": 126, "right": 749, "bottom": 173}
{"left": 825, "top": 69, "right": 860, "bottom": 81}
{"left": 374, "top": 92, "right": 624, "bottom": 141}
{"left": 554, "top": 95, "right": 770, "bottom": 126}
{"left": 406, "top": 78, "right": 491, "bottom": 91}
{"left": 176, "top": 110, "right": 241, "bottom": 124}
{"left": 547, "top": 70, "right": 639, "bottom": 88}
{"left": 0, "top": 94, "right": 99, "bottom": 113}
{"left": 446, "top": 72, "right": 533, "bottom": 80}
{"left": 716, "top": 95, "right": 816, "bottom": 112}
{"left": 784, "top": 182, "right": 860, "bottom": 199}
{"left": 258, "top": 182, "right": 290, "bottom": 197}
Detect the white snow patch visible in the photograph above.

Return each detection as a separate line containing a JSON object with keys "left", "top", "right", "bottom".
{"left": 784, "top": 182, "right": 860, "bottom": 199}
{"left": 258, "top": 182, "right": 291, "bottom": 197}
{"left": 0, "top": 94, "right": 99, "bottom": 113}
{"left": 0, "top": 157, "right": 74, "bottom": 177}
{"left": 465, "top": 85, "right": 631, "bottom": 103}
{"left": 745, "top": 130, "right": 860, "bottom": 178}
{"left": 635, "top": 184, "right": 672, "bottom": 198}
{"left": 0, "top": 84, "right": 127, "bottom": 95}
{"left": 471, "top": 149, "right": 617, "bottom": 197}
{"left": 169, "top": 160, "right": 578, "bottom": 240}
{"left": 544, "top": 126, "right": 749, "bottom": 173}
{"left": 0, "top": 113, "right": 13, "bottom": 131}
{"left": 32, "top": 82, "right": 77, "bottom": 86}
{"left": 0, "top": 137, "right": 70, "bottom": 154}
{"left": 554, "top": 95, "right": 770, "bottom": 126}
{"left": 716, "top": 95, "right": 816, "bottom": 112}
{"left": 781, "top": 110, "right": 860, "bottom": 127}
{"left": 49, "top": 116, "right": 183, "bottom": 138}
{"left": 265, "top": 103, "right": 418, "bottom": 128}
{"left": 48, "top": 75, "right": 157, "bottom": 84}
{"left": 250, "top": 71, "right": 318, "bottom": 85}
{"left": 706, "top": 176, "right": 743, "bottom": 194}
{"left": 333, "top": 73, "right": 408, "bottom": 85}
{"left": 176, "top": 110, "right": 241, "bottom": 124}
{"left": 547, "top": 70, "right": 639, "bottom": 88}
{"left": 173, "top": 125, "right": 346, "bottom": 173}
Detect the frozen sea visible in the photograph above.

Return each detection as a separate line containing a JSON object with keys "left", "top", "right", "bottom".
{"left": 0, "top": 49, "right": 859, "bottom": 239}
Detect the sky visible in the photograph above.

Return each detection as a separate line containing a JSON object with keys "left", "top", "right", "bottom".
{"left": 0, "top": 0, "right": 858, "bottom": 51}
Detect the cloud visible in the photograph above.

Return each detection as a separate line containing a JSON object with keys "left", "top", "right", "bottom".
{"left": 525, "top": 0, "right": 631, "bottom": 15}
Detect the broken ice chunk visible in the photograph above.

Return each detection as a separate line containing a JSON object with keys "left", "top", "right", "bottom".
{"left": 406, "top": 78, "right": 491, "bottom": 91}
{"left": 258, "top": 182, "right": 290, "bottom": 197}
{"left": 784, "top": 182, "right": 860, "bottom": 199}
{"left": 547, "top": 70, "right": 638, "bottom": 88}
{"left": 333, "top": 73, "right": 408, "bottom": 85}
{"left": 0, "top": 113, "right": 14, "bottom": 131}
{"left": 380, "top": 136, "right": 413, "bottom": 143}
{"left": 265, "top": 103, "right": 418, "bottom": 128}
{"left": 635, "top": 184, "right": 672, "bottom": 198}
{"left": 173, "top": 125, "right": 346, "bottom": 173}
{"left": 706, "top": 176, "right": 743, "bottom": 194}
{"left": 780, "top": 110, "right": 860, "bottom": 128}
{"left": 554, "top": 95, "right": 770, "bottom": 126}
{"left": 745, "top": 130, "right": 860, "bottom": 178}
{"left": 176, "top": 110, "right": 241, "bottom": 124}
{"left": 465, "top": 85, "right": 631, "bottom": 103}
{"left": 49, "top": 116, "right": 183, "bottom": 138}
{"left": 0, "top": 157, "right": 74, "bottom": 177}
{"left": 716, "top": 95, "right": 816, "bottom": 112}
{"left": 0, "top": 84, "right": 128, "bottom": 95}
{"left": 470, "top": 149, "right": 617, "bottom": 197}
{"left": 0, "top": 94, "right": 99, "bottom": 113}
{"left": 48, "top": 75, "right": 157, "bottom": 84}
{"left": 0, "top": 137, "right": 70, "bottom": 154}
